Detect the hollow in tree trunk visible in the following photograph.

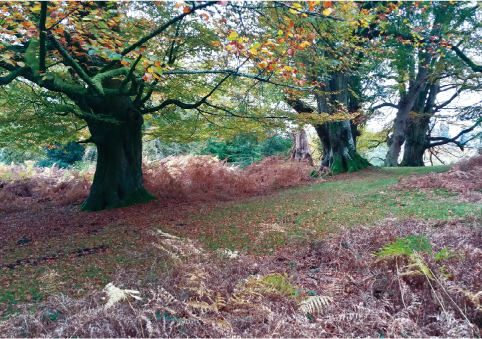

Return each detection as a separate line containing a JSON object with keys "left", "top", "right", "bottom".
{"left": 80, "top": 95, "right": 156, "bottom": 211}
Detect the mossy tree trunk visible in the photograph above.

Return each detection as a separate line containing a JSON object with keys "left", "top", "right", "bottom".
{"left": 79, "top": 95, "right": 156, "bottom": 211}
{"left": 287, "top": 72, "right": 370, "bottom": 175}
{"left": 313, "top": 72, "right": 371, "bottom": 174}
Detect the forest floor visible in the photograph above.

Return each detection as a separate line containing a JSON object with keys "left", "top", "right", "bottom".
{"left": 1, "top": 164, "right": 479, "bottom": 316}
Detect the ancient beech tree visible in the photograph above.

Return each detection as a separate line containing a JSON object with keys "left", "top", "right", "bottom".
{"left": 0, "top": 1, "right": 314, "bottom": 210}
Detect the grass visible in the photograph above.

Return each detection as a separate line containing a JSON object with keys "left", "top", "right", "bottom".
{"left": 2, "top": 164, "right": 481, "bottom": 318}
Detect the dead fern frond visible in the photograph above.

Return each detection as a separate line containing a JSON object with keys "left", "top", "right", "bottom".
{"left": 458, "top": 289, "right": 482, "bottom": 311}
{"left": 186, "top": 300, "right": 215, "bottom": 312}
{"left": 299, "top": 296, "right": 333, "bottom": 315}
{"left": 38, "top": 269, "right": 60, "bottom": 295}
{"left": 104, "top": 283, "right": 142, "bottom": 309}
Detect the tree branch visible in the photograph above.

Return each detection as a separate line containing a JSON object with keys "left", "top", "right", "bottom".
{"left": 38, "top": 2, "right": 47, "bottom": 73}
{"left": 451, "top": 45, "right": 482, "bottom": 73}
{"left": 426, "top": 117, "right": 482, "bottom": 149}
{"left": 162, "top": 69, "right": 314, "bottom": 90}
{"left": 370, "top": 102, "right": 399, "bottom": 111}
{"left": 118, "top": 53, "right": 142, "bottom": 93}
{"left": 47, "top": 33, "right": 104, "bottom": 95}
{"left": 141, "top": 72, "right": 233, "bottom": 114}
{"left": 0, "top": 67, "right": 29, "bottom": 85}
{"left": 99, "top": 1, "right": 216, "bottom": 73}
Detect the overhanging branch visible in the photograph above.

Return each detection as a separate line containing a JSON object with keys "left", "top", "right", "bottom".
{"left": 141, "top": 72, "right": 233, "bottom": 114}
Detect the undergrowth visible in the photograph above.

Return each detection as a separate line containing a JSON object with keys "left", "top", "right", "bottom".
{"left": 1, "top": 217, "right": 481, "bottom": 337}
{"left": 0, "top": 155, "right": 317, "bottom": 214}
{"left": 399, "top": 153, "right": 482, "bottom": 202}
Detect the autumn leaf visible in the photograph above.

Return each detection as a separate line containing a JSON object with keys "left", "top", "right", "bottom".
{"left": 323, "top": 8, "right": 331, "bottom": 16}
{"left": 324, "top": 1, "right": 333, "bottom": 8}
{"left": 227, "top": 31, "right": 238, "bottom": 40}
{"left": 183, "top": 6, "right": 191, "bottom": 14}
{"left": 257, "top": 61, "right": 268, "bottom": 69}
{"left": 212, "top": 41, "right": 220, "bottom": 46}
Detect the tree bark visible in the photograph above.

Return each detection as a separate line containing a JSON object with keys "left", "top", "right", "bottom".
{"left": 79, "top": 95, "right": 156, "bottom": 211}
{"left": 291, "top": 129, "right": 314, "bottom": 166}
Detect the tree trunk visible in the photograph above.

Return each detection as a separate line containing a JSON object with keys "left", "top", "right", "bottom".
{"left": 314, "top": 73, "right": 370, "bottom": 174}
{"left": 400, "top": 115, "right": 431, "bottom": 166}
{"left": 291, "top": 129, "right": 313, "bottom": 166}
{"left": 80, "top": 95, "right": 156, "bottom": 211}
{"left": 401, "top": 75, "right": 440, "bottom": 166}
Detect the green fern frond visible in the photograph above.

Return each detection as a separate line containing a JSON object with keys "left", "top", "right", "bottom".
{"left": 375, "top": 234, "right": 432, "bottom": 257}
{"left": 299, "top": 295, "right": 333, "bottom": 315}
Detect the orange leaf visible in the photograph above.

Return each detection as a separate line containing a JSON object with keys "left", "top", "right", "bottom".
{"left": 289, "top": 21, "right": 294, "bottom": 28}
{"left": 155, "top": 61, "right": 161, "bottom": 68}
{"left": 142, "top": 61, "right": 149, "bottom": 66}
{"left": 183, "top": 6, "right": 191, "bottom": 13}
{"left": 174, "top": 3, "right": 184, "bottom": 8}
{"left": 324, "top": 1, "right": 333, "bottom": 8}
{"left": 212, "top": 41, "right": 220, "bottom": 46}
{"left": 121, "top": 60, "right": 129, "bottom": 65}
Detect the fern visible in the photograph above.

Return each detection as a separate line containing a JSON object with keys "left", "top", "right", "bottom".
{"left": 299, "top": 296, "right": 333, "bottom": 315}
{"left": 375, "top": 234, "right": 432, "bottom": 257}
{"left": 104, "top": 283, "right": 142, "bottom": 309}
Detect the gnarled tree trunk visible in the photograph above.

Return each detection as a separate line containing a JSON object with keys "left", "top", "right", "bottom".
{"left": 288, "top": 72, "right": 370, "bottom": 175}
{"left": 80, "top": 95, "right": 156, "bottom": 211}
{"left": 385, "top": 7, "right": 446, "bottom": 166}
{"left": 314, "top": 72, "right": 370, "bottom": 174}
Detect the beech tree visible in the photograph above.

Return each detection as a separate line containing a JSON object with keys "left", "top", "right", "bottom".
{"left": 381, "top": 1, "right": 482, "bottom": 166}
{"left": 0, "top": 1, "right": 331, "bottom": 210}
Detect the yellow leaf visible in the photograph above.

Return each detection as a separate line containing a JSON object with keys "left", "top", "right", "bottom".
{"left": 261, "top": 48, "right": 269, "bottom": 53}
{"left": 278, "top": 29, "right": 283, "bottom": 36}
{"left": 249, "top": 48, "right": 258, "bottom": 55}
{"left": 212, "top": 41, "right": 220, "bottom": 46}
{"left": 147, "top": 67, "right": 154, "bottom": 73}
{"left": 238, "top": 38, "right": 243, "bottom": 44}
{"left": 227, "top": 31, "right": 238, "bottom": 40}
{"left": 226, "top": 45, "right": 233, "bottom": 51}
{"left": 284, "top": 65, "right": 291, "bottom": 71}
{"left": 32, "top": 4, "right": 41, "bottom": 11}
{"left": 323, "top": 8, "right": 330, "bottom": 16}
